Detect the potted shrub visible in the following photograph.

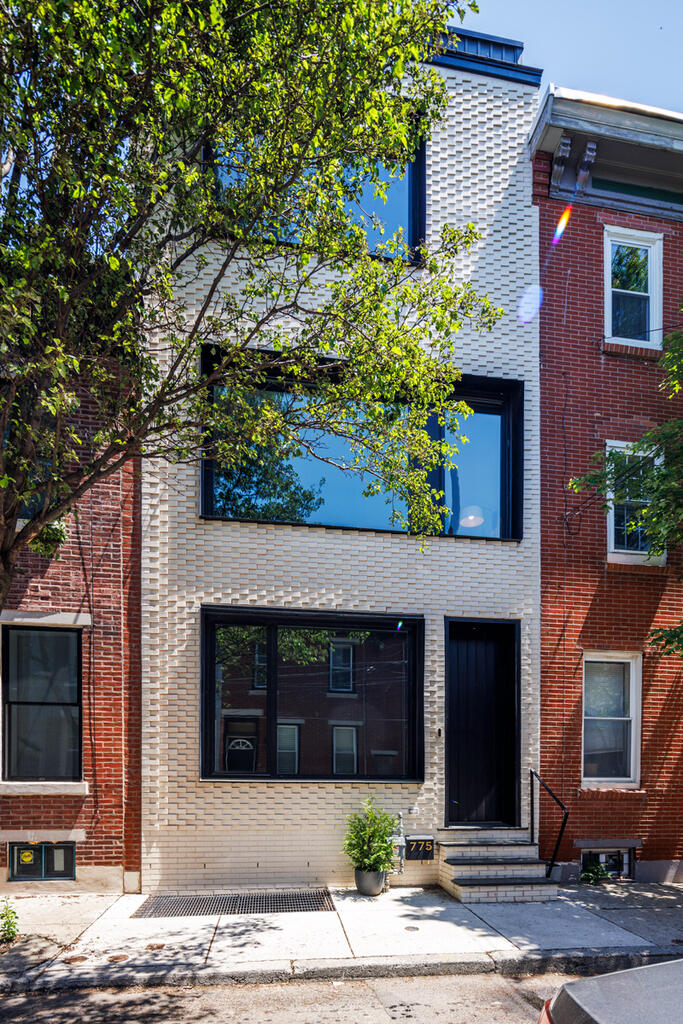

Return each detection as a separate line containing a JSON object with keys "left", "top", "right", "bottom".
{"left": 342, "top": 798, "right": 398, "bottom": 896}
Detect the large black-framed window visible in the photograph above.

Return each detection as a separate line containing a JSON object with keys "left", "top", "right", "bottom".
{"left": 213, "top": 142, "right": 426, "bottom": 260}
{"left": 2, "top": 626, "right": 82, "bottom": 781}
{"left": 200, "top": 373, "right": 523, "bottom": 541}
{"left": 201, "top": 607, "right": 424, "bottom": 782}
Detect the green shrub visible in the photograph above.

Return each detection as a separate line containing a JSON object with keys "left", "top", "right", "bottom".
{"left": 0, "top": 898, "right": 18, "bottom": 942}
{"left": 342, "top": 798, "right": 397, "bottom": 873}
{"left": 580, "top": 862, "right": 611, "bottom": 885}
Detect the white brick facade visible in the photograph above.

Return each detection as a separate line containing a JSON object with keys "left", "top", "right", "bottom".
{"left": 141, "top": 66, "right": 541, "bottom": 892}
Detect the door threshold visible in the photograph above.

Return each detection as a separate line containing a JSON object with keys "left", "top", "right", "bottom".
{"left": 439, "top": 824, "right": 524, "bottom": 831}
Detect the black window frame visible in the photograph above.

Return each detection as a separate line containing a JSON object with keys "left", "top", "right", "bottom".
{"left": 201, "top": 606, "right": 424, "bottom": 783}
{"left": 200, "top": 371, "right": 523, "bottom": 542}
{"left": 2, "top": 625, "right": 82, "bottom": 782}
{"left": 209, "top": 141, "right": 426, "bottom": 263}
{"left": 9, "top": 841, "right": 76, "bottom": 881}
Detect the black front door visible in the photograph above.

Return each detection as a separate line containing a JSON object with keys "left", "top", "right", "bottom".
{"left": 446, "top": 619, "right": 519, "bottom": 826}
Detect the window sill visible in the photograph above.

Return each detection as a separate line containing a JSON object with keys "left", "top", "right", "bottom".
{"left": 580, "top": 782, "right": 644, "bottom": 794}
{"left": 605, "top": 557, "right": 668, "bottom": 576}
{"left": 198, "top": 513, "right": 521, "bottom": 543}
{"left": 0, "top": 781, "right": 89, "bottom": 796}
{"left": 199, "top": 775, "right": 424, "bottom": 784}
{"left": 601, "top": 340, "right": 661, "bottom": 361}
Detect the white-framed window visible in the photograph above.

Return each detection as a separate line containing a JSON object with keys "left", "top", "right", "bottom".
{"left": 582, "top": 652, "right": 641, "bottom": 787}
{"left": 332, "top": 725, "right": 358, "bottom": 775}
{"left": 604, "top": 225, "right": 662, "bottom": 349}
{"left": 276, "top": 724, "right": 299, "bottom": 775}
{"left": 252, "top": 640, "right": 267, "bottom": 689}
{"left": 605, "top": 440, "right": 665, "bottom": 565}
{"left": 329, "top": 640, "right": 354, "bottom": 692}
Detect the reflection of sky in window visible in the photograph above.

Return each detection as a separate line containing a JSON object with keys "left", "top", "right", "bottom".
{"left": 288, "top": 430, "right": 407, "bottom": 531}
{"left": 443, "top": 411, "right": 502, "bottom": 538}
{"left": 355, "top": 169, "right": 410, "bottom": 249}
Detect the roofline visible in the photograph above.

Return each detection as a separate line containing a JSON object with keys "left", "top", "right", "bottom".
{"left": 448, "top": 26, "right": 525, "bottom": 49}
{"left": 529, "top": 84, "right": 683, "bottom": 156}
{"left": 550, "top": 85, "right": 683, "bottom": 127}
{"left": 432, "top": 28, "right": 542, "bottom": 89}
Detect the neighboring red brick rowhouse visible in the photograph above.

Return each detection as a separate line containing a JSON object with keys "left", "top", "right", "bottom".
{"left": 0, "top": 461, "right": 141, "bottom": 891}
{"left": 533, "top": 149, "right": 683, "bottom": 880}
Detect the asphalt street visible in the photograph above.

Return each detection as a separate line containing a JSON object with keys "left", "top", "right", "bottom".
{"left": 0, "top": 973, "right": 575, "bottom": 1023}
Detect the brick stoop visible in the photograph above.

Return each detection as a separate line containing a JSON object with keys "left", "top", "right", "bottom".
{"left": 437, "top": 831, "right": 559, "bottom": 903}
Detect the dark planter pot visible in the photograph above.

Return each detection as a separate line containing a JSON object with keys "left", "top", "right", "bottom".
{"left": 354, "top": 869, "right": 386, "bottom": 896}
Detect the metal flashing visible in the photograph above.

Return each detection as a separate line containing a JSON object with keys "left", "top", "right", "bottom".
{"left": 431, "top": 27, "right": 542, "bottom": 88}
{"left": 432, "top": 49, "right": 542, "bottom": 88}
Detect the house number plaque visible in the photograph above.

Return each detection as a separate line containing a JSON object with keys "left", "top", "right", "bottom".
{"left": 405, "top": 836, "right": 434, "bottom": 860}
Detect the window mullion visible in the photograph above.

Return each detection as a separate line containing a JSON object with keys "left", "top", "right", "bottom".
{"left": 266, "top": 624, "right": 278, "bottom": 777}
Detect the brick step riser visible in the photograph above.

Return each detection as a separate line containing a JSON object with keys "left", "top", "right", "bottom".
{"left": 449, "top": 864, "right": 546, "bottom": 881}
{"left": 441, "top": 845, "right": 539, "bottom": 860}
{"left": 440, "top": 876, "right": 558, "bottom": 904}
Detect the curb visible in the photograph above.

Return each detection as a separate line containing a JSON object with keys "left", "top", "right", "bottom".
{"left": 1, "top": 947, "right": 680, "bottom": 993}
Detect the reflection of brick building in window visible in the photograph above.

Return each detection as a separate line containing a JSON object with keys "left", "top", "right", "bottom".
{"left": 211, "top": 617, "right": 416, "bottom": 780}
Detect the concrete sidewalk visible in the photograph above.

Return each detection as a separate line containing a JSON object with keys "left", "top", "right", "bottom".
{"left": 1, "top": 883, "right": 682, "bottom": 992}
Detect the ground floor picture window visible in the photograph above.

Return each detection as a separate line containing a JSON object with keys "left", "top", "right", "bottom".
{"left": 202, "top": 608, "right": 423, "bottom": 780}
{"left": 2, "top": 626, "right": 81, "bottom": 781}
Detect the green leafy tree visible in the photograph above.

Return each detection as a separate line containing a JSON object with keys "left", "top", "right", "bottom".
{"left": 0, "top": 0, "right": 496, "bottom": 608}
{"left": 571, "top": 328, "right": 683, "bottom": 656}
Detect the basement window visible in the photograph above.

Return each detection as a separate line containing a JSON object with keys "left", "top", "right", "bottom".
{"left": 9, "top": 842, "right": 75, "bottom": 881}
{"left": 581, "top": 848, "right": 632, "bottom": 880}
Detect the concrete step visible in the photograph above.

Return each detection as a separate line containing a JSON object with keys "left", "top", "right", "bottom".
{"left": 452, "top": 875, "right": 554, "bottom": 887}
{"left": 450, "top": 864, "right": 547, "bottom": 882}
{"left": 446, "top": 857, "right": 544, "bottom": 871}
{"left": 444, "top": 875, "right": 558, "bottom": 904}
{"left": 440, "top": 842, "right": 539, "bottom": 861}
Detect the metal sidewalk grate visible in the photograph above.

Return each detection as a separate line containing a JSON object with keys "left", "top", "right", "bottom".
{"left": 132, "top": 888, "right": 335, "bottom": 918}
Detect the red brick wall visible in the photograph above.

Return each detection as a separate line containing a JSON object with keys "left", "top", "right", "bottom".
{"left": 534, "top": 152, "right": 683, "bottom": 870}
{"left": 0, "top": 460, "right": 141, "bottom": 880}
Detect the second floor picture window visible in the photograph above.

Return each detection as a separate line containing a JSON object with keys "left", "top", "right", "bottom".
{"left": 604, "top": 226, "right": 662, "bottom": 348}
{"left": 201, "top": 372, "right": 523, "bottom": 541}
{"left": 2, "top": 627, "right": 81, "bottom": 781}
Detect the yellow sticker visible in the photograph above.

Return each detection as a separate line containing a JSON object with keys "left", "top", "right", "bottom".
{"left": 20, "top": 850, "right": 34, "bottom": 864}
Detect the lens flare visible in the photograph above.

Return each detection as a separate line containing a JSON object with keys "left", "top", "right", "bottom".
{"left": 517, "top": 284, "right": 544, "bottom": 323}
{"left": 552, "top": 205, "right": 572, "bottom": 246}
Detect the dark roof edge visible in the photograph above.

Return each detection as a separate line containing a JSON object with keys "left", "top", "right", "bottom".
{"left": 431, "top": 49, "right": 543, "bottom": 88}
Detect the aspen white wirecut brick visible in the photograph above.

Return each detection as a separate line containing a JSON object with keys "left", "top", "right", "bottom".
{"left": 141, "top": 66, "right": 542, "bottom": 892}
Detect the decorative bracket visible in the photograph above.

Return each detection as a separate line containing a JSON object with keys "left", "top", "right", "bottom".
{"left": 551, "top": 135, "right": 572, "bottom": 188}
{"left": 576, "top": 141, "right": 597, "bottom": 193}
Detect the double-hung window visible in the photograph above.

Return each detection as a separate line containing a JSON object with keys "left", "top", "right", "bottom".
{"left": 604, "top": 225, "right": 662, "bottom": 348}
{"left": 605, "top": 440, "right": 664, "bottom": 565}
{"left": 2, "top": 627, "right": 81, "bottom": 781}
{"left": 582, "top": 653, "right": 641, "bottom": 787}
{"left": 202, "top": 608, "right": 423, "bottom": 781}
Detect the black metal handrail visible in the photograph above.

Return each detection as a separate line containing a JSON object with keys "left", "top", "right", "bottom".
{"left": 529, "top": 768, "right": 569, "bottom": 879}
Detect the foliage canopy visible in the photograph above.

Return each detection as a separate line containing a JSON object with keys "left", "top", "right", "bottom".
{"left": 0, "top": 0, "right": 497, "bottom": 607}
{"left": 571, "top": 328, "right": 683, "bottom": 657}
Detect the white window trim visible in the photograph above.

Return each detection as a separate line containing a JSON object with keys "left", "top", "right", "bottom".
{"left": 605, "top": 440, "right": 665, "bottom": 566}
{"left": 332, "top": 725, "right": 358, "bottom": 775}
{"left": 582, "top": 651, "right": 641, "bottom": 789}
{"left": 329, "top": 640, "right": 354, "bottom": 692}
{"left": 276, "top": 723, "right": 299, "bottom": 775}
{"left": 604, "top": 224, "right": 663, "bottom": 350}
